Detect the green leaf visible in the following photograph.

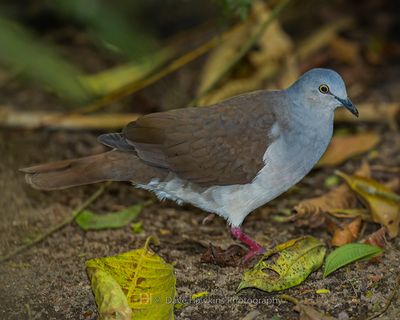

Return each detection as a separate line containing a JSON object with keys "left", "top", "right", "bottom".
{"left": 86, "top": 237, "right": 176, "bottom": 320}
{"left": 238, "top": 236, "right": 326, "bottom": 292}
{"left": 323, "top": 243, "right": 383, "bottom": 278}
{"left": 75, "top": 204, "right": 143, "bottom": 230}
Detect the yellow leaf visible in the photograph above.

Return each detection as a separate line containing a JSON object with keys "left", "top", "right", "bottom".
{"left": 86, "top": 237, "right": 176, "bottom": 320}
{"left": 336, "top": 171, "right": 400, "bottom": 237}
{"left": 316, "top": 289, "right": 330, "bottom": 294}
{"left": 191, "top": 291, "right": 209, "bottom": 300}
{"left": 87, "top": 268, "right": 132, "bottom": 320}
{"left": 318, "top": 132, "right": 380, "bottom": 167}
{"left": 238, "top": 236, "right": 326, "bottom": 292}
{"left": 80, "top": 50, "right": 173, "bottom": 96}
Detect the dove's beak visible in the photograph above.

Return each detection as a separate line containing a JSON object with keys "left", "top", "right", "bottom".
{"left": 336, "top": 96, "right": 359, "bottom": 117}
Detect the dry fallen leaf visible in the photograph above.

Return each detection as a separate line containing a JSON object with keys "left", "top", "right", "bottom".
{"left": 331, "top": 217, "right": 362, "bottom": 246}
{"left": 295, "top": 303, "right": 337, "bottom": 320}
{"left": 281, "top": 295, "right": 337, "bottom": 320}
{"left": 337, "top": 171, "right": 400, "bottom": 238}
{"left": 362, "top": 227, "right": 387, "bottom": 248}
{"left": 317, "top": 132, "right": 380, "bottom": 167}
{"left": 292, "top": 162, "right": 371, "bottom": 228}
{"left": 201, "top": 244, "right": 246, "bottom": 267}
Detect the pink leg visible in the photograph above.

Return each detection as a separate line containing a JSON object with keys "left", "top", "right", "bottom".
{"left": 230, "top": 226, "right": 265, "bottom": 262}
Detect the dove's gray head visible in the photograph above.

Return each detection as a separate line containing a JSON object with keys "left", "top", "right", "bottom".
{"left": 287, "top": 68, "right": 358, "bottom": 117}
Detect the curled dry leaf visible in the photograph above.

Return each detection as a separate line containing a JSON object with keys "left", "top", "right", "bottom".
{"left": 362, "top": 227, "right": 387, "bottom": 248}
{"left": 331, "top": 217, "right": 362, "bottom": 246}
{"left": 86, "top": 237, "right": 176, "bottom": 320}
{"left": 292, "top": 162, "right": 371, "bottom": 228}
{"left": 201, "top": 244, "right": 246, "bottom": 267}
{"left": 87, "top": 268, "right": 132, "bottom": 320}
{"left": 317, "top": 132, "right": 380, "bottom": 168}
{"left": 292, "top": 184, "right": 358, "bottom": 228}
{"left": 336, "top": 171, "right": 400, "bottom": 238}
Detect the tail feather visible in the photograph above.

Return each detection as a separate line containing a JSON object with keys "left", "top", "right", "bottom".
{"left": 20, "top": 150, "right": 139, "bottom": 190}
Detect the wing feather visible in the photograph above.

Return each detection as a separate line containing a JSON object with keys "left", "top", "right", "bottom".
{"left": 122, "top": 91, "right": 280, "bottom": 186}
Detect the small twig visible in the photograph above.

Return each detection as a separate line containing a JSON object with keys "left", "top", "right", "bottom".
{"left": 25, "top": 304, "right": 32, "bottom": 320}
{"left": 0, "top": 182, "right": 110, "bottom": 263}
{"left": 0, "top": 106, "right": 141, "bottom": 130}
{"left": 366, "top": 274, "right": 400, "bottom": 320}
{"left": 191, "top": 0, "right": 293, "bottom": 106}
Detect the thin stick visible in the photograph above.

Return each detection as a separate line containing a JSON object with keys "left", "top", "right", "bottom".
{"left": 366, "top": 273, "right": 400, "bottom": 320}
{"left": 0, "top": 182, "right": 110, "bottom": 263}
{"left": 0, "top": 107, "right": 141, "bottom": 130}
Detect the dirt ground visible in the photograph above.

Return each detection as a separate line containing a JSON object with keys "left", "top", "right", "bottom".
{"left": 0, "top": 110, "right": 399, "bottom": 320}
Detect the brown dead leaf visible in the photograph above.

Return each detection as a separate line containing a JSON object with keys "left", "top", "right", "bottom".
{"left": 282, "top": 295, "right": 337, "bottom": 320}
{"left": 201, "top": 244, "right": 246, "bottom": 267}
{"left": 292, "top": 184, "right": 358, "bottom": 228}
{"left": 362, "top": 227, "right": 387, "bottom": 248}
{"left": 331, "top": 217, "right": 362, "bottom": 246}
{"left": 337, "top": 172, "right": 400, "bottom": 238}
{"left": 292, "top": 162, "right": 371, "bottom": 228}
{"left": 317, "top": 132, "right": 380, "bottom": 167}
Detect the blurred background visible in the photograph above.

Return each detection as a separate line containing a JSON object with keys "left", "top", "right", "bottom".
{"left": 0, "top": 0, "right": 399, "bottom": 118}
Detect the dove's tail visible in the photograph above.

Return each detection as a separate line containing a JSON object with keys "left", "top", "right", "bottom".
{"left": 20, "top": 150, "right": 140, "bottom": 190}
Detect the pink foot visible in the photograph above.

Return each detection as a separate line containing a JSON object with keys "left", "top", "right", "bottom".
{"left": 230, "top": 226, "right": 265, "bottom": 262}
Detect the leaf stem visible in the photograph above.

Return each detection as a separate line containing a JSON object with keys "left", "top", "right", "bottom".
{"left": 366, "top": 273, "right": 400, "bottom": 320}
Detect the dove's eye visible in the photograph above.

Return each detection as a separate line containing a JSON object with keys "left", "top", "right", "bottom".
{"left": 319, "top": 84, "right": 330, "bottom": 94}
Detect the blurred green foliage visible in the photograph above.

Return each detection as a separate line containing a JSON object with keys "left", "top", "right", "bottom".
{"left": 0, "top": 0, "right": 249, "bottom": 104}
{"left": 0, "top": 0, "right": 158, "bottom": 104}
{"left": 0, "top": 17, "right": 89, "bottom": 103}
